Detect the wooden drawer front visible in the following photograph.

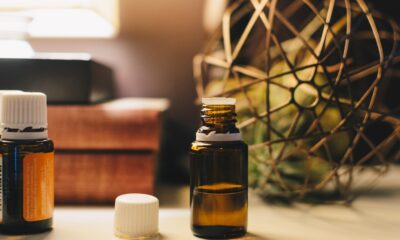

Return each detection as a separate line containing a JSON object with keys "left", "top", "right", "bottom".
{"left": 55, "top": 152, "right": 155, "bottom": 204}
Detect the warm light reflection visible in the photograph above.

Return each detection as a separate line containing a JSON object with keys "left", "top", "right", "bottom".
{"left": 0, "top": 0, "right": 119, "bottom": 38}
{"left": 101, "top": 98, "right": 170, "bottom": 111}
{"left": 27, "top": 9, "right": 115, "bottom": 38}
{"left": 0, "top": 40, "right": 34, "bottom": 58}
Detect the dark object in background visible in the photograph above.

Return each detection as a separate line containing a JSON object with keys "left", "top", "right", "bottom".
{"left": 370, "top": 0, "right": 400, "bottom": 23}
{"left": 0, "top": 54, "right": 114, "bottom": 104}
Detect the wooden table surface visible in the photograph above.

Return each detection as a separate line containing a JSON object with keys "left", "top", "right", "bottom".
{"left": 1, "top": 166, "right": 400, "bottom": 240}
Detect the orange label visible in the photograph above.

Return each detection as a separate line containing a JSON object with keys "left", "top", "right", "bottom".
{"left": 23, "top": 152, "right": 54, "bottom": 222}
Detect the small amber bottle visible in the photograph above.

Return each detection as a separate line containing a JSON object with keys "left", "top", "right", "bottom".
{"left": 190, "top": 97, "right": 248, "bottom": 239}
{"left": 0, "top": 92, "right": 54, "bottom": 234}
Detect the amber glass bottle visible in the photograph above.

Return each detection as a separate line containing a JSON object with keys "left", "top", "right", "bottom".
{"left": 0, "top": 92, "right": 54, "bottom": 234}
{"left": 190, "top": 98, "right": 248, "bottom": 239}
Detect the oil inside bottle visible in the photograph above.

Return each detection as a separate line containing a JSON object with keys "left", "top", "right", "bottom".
{"left": 192, "top": 183, "right": 247, "bottom": 238}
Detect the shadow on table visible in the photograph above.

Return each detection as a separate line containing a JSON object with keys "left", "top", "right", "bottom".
{"left": 352, "top": 186, "right": 400, "bottom": 199}
{"left": 239, "top": 233, "right": 271, "bottom": 240}
{"left": 158, "top": 232, "right": 270, "bottom": 240}
{"left": 0, "top": 232, "right": 50, "bottom": 240}
{"left": 261, "top": 185, "right": 400, "bottom": 207}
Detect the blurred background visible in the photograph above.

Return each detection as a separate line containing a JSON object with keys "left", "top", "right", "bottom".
{"left": 0, "top": 0, "right": 398, "bottom": 205}
{"left": 0, "top": 0, "right": 214, "bottom": 204}
{"left": 28, "top": 0, "right": 206, "bottom": 183}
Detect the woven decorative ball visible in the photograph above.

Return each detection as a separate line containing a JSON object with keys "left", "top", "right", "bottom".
{"left": 194, "top": 0, "right": 400, "bottom": 202}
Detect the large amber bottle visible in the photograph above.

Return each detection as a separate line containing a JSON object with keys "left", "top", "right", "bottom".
{"left": 190, "top": 97, "right": 248, "bottom": 239}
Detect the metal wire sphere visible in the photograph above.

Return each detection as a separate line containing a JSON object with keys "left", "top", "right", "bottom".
{"left": 194, "top": 0, "right": 400, "bottom": 202}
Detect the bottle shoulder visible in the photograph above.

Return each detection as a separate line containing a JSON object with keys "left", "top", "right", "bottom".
{"left": 191, "top": 140, "right": 248, "bottom": 151}
{"left": 0, "top": 138, "right": 54, "bottom": 152}
{"left": 1, "top": 138, "right": 53, "bottom": 144}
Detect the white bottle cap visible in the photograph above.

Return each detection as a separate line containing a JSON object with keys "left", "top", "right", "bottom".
{"left": 202, "top": 97, "right": 236, "bottom": 105}
{"left": 114, "top": 194, "right": 159, "bottom": 239}
{"left": 0, "top": 90, "right": 23, "bottom": 133}
{"left": 0, "top": 92, "right": 48, "bottom": 140}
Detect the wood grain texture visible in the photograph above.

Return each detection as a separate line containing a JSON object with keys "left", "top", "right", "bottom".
{"left": 48, "top": 103, "right": 161, "bottom": 151}
{"left": 55, "top": 152, "right": 155, "bottom": 204}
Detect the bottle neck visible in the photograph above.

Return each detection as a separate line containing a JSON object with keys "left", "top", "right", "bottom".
{"left": 196, "top": 104, "right": 241, "bottom": 141}
{"left": 201, "top": 104, "right": 237, "bottom": 125}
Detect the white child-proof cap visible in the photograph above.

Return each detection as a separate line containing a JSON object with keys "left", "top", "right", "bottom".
{"left": 0, "top": 91, "right": 48, "bottom": 140}
{"left": 0, "top": 90, "right": 23, "bottom": 131}
{"left": 114, "top": 194, "right": 159, "bottom": 239}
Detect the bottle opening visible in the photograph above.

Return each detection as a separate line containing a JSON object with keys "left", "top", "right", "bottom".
{"left": 196, "top": 97, "right": 241, "bottom": 141}
{"left": 202, "top": 97, "right": 236, "bottom": 106}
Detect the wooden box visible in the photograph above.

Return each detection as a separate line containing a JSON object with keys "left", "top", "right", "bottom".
{"left": 48, "top": 98, "right": 168, "bottom": 204}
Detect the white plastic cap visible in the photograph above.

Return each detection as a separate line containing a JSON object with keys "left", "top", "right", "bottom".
{"left": 202, "top": 97, "right": 236, "bottom": 105}
{"left": 0, "top": 90, "right": 23, "bottom": 130}
{"left": 114, "top": 194, "right": 159, "bottom": 239}
{"left": 1, "top": 92, "right": 48, "bottom": 139}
